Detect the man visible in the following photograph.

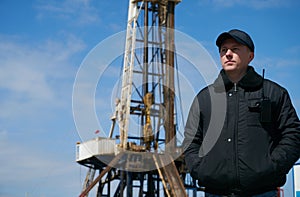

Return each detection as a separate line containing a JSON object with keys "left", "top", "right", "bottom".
{"left": 183, "top": 29, "right": 300, "bottom": 197}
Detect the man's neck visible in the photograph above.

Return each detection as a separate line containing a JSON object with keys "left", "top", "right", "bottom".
{"left": 225, "top": 69, "right": 247, "bottom": 84}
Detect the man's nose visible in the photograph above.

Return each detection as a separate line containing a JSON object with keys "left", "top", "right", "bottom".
{"left": 226, "top": 49, "right": 234, "bottom": 55}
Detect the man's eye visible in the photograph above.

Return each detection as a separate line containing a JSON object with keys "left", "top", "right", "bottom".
{"left": 221, "top": 48, "right": 227, "bottom": 53}
{"left": 232, "top": 47, "right": 239, "bottom": 52}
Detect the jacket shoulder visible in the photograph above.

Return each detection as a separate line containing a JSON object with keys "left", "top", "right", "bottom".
{"left": 264, "top": 79, "right": 289, "bottom": 96}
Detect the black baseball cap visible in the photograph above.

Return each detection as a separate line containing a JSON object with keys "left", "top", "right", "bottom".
{"left": 216, "top": 29, "right": 255, "bottom": 52}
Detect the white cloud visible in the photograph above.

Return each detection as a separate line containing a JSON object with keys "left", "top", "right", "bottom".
{"left": 0, "top": 33, "right": 85, "bottom": 195}
{"left": 0, "top": 34, "right": 85, "bottom": 121}
{"left": 198, "top": 0, "right": 294, "bottom": 9}
{"left": 253, "top": 56, "right": 300, "bottom": 69}
{"left": 35, "top": 0, "right": 100, "bottom": 25}
{"left": 0, "top": 130, "right": 81, "bottom": 196}
{"left": 285, "top": 45, "right": 300, "bottom": 56}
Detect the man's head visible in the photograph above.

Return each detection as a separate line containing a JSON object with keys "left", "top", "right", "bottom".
{"left": 216, "top": 29, "right": 255, "bottom": 83}
{"left": 216, "top": 29, "right": 254, "bottom": 52}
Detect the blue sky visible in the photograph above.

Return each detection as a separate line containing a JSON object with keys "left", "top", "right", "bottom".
{"left": 0, "top": 0, "right": 300, "bottom": 196}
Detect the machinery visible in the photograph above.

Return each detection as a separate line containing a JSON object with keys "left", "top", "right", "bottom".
{"left": 75, "top": 0, "right": 202, "bottom": 196}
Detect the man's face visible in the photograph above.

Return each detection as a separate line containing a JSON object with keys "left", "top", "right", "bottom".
{"left": 219, "top": 38, "right": 254, "bottom": 74}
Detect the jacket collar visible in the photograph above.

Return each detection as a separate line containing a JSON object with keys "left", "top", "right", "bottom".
{"left": 213, "top": 66, "right": 263, "bottom": 91}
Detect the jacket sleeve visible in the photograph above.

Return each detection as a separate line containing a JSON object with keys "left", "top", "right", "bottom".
{"left": 271, "top": 89, "right": 300, "bottom": 174}
{"left": 182, "top": 96, "right": 203, "bottom": 179}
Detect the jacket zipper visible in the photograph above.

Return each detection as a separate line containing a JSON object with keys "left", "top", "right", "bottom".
{"left": 234, "top": 83, "right": 237, "bottom": 92}
{"left": 233, "top": 83, "right": 240, "bottom": 189}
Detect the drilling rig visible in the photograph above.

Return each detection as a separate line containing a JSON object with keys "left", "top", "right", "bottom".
{"left": 75, "top": 0, "right": 199, "bottom": 196}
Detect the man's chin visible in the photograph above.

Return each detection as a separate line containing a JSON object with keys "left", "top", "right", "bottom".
{"left": 223, "top": 65, "right": 237, "bottom": 72}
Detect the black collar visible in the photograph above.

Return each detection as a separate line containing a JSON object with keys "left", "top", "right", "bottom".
{"left": 213, "top": 66, "right": 263, "bottom": 91}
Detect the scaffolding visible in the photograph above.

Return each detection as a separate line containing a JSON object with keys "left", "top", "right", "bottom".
{"left": 76, "top": 1, "right": 201, "bottom": 196}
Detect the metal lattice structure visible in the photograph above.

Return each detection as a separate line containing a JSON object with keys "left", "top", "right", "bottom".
{"left": 76, "top": 1, "right": 201, "bottom": 196}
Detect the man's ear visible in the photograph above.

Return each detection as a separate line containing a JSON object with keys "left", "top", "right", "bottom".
{"left": 249, "top": 52, "right": 254, "bottom": 62}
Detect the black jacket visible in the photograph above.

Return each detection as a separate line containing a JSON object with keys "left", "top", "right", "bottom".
{"left": 183, "top": 66, "right": 300, "bottom": 195}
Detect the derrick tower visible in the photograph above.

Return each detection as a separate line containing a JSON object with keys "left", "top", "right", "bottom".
{"left": 76, "top": 1, "right": 198, "bottom": 196}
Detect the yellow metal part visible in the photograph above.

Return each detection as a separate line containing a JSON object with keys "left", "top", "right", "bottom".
{"left": 143, "top": 93, "right": 154, "bottom": 148}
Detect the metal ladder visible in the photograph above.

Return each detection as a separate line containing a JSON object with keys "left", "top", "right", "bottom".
{"left": 118, "top": 0, "right": 143, "bottom": 149}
